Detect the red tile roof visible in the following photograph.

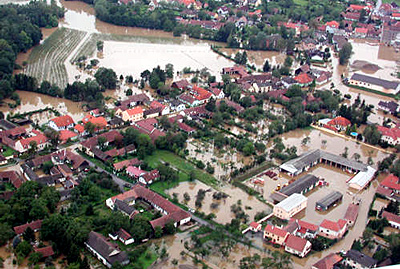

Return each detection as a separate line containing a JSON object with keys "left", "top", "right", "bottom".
{"left": 82, "top": 115, "right": 108, "bottom": 128}
{"left": 150, "top": 100, "right": 165, "bottom": 110}
{"left": 250, "top": 221, "right": 261, "bottom": 230}
{"left": 126, "top": 166, "right": 146, "bottom": 177}
{"left": 326, "top": 21, "right": 339, "bottom": 28}
{"left": 117, "top": 228, "right": 132, "bottom": 240}
{"left": 113, "top": 158, "right": 141, "bottom": 171}
{"left": 320, "top": 219, "right": 347, "bottom": 232}
{"left": 264, "top": 224, "right": 288, "bottom": 238}
{"left": 20, "top": 134, "right": 48, "bottom": 149}
{"left": 141, "top": 169, "right": 160, "bottom": 183}
{"left": 312, "top": 253, "right": 343, "bottom": 269}
{"left": 35, "top": 246, "right": 54, "bottom": 258}
{"left": 0, "top": 171, "right": 25, "bottom": 188}
{"left": 290, "top": 218, "right": 318, "bottom": 232}
{"left": 382, "top": 210, "right": 400, "bottom": 224}
{"left": 74, "top": 124, "right": 85, "bottom": 133}
{"left": 327, "top": 116, "right": 351, "bottom": 127}
{"left": 14, "top": 219, "right": 43, "bottom": 235}
{"left": 350, "top": 4, "right": 366, "bottom": 11}
{"left": 50, "top": 115, "right": 74, "bottom": 128}
{"left": 377, "top": 126, "right": 400, "bottom": 141}
{"left": 381, "top": 174, "right": 400, "bottom": 191}
{"left": 59, "top": 130, "right": 78, "bottom": 142}
{"left": 294, "top": 73, "right": 313, "bottom": 84}
{"left": 126, "top": 107, "right": 143, "bottom": 116}
{"left": 5, "top": 126, "right": 26, "bottom": 137}
{"left": 355, "top": 27, "right": 368, "bottom": 34}
{"left": 285, "top": 234, "right": 308, "bottom": 252}
{"left": 376, "top": 185, "right": 393, "bottom": 197}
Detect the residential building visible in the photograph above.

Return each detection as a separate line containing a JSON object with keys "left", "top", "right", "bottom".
{"left": 138, "top": 169, "right": 160, "bottom": 185}
{"left": 382, "top": 210, "right": 400, "bottom": 229}
{"left": 377, "top": 125, "right": 400, "bottom": 145}
{"left": 326, "top": 116, "right": 351, "bottom": 132}
{"left": 294, "top": 73, "right": 313, "bottom": 86}
{"left": 349, "top": 73, "right": 400, "bottom": 95}
{"left": 170, "top": 99, "right": 186, "bottom": 112}
{"left": 14, "top": 133, "right": 49, "bottom": 153}
{"left": 284, "top": 234, "right": 312, "bottom": 258}
{"left": 319, "top": 219, "right": 347, "bottom": 239}
{"left": 273, "top": 193, "right": 308, "bottom": 220}
{"left": 85, "top": 231, "right": 129, "bottom": 268}
{"left": 115, "top": 228, "right": 134, "bottom": 245}
{"left": 48, "top": 115, "right": 75, "bottom": 131}
{"left": 378, "top": 100, "right": 399, "bottom": 114}
{"left": 34, "top": 246, "right": 54, "bottom": 259}
{"left": 343, "top": 250, "right": 377, "bottom": 269}
{"left": 249, "top": 221, "right": 261, "bottom": 232}
{"left": 14, "top": 219, "right": 43, "bottom": 235}
{"left": 120, "top": 107, "right": 144, "bottom": 122}
{"left": 312, "top": 253, "right": 343, "bottom": 269}
{"left": 288, "top": 218, "right": 319, "bottom": 239}
{"left": 316, "top": 191, "right": 343, "bottom": 211}
{"left": 344, "top": 203, "right": 359, "bottom": 226}
{"left": 380, "top": 174, "right": 400, "bottom": 195}
{"left": 171, "top": 79, "right": 191, "bottom": 90}
{"left": 263, "top": 224, "right": 288, "bottom": 245}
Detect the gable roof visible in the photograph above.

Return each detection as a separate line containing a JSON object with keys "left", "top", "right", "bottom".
{"left": 380, "top": 174, "right": 400, "bottom": 191}
{"left": 344, "top": 203, "right": 359, "bottom": 222}
{"left": 350, "top": 73, "right": 400, "bottom": 90}
{"left": 0, "top": 171, "right": 25, "bottom": 188}
{"left": 320, "top": 219, "right": 347, "bottom": 232}
{"left": 59, "top": 130, "right": 78, "bottom": 142}
{"left": 34, "top": 246, "right": 54, "bottom": 258}
{"left": 327, "top": 116, "right": 351, "bottom": 127}
{"left": 312, "top": 253, "right": 343, "bottom": 269}
{"left": 50, "top": 115, "right": 74, "bottom": 128}
{"left": 14, "top": 219, "right": 43, "bottom": 235}
{"left": 264, "top": 224, "right": 288, "bottom": 238}
{"left": 294, "top": 73, "right": 313, "bottom": 84}
{"left": 20, "top": 134, "right": 48, "bottom": 149}
{"left": 382, "top": 210, "right": 400, "bottom": 224}
{"left": 345, "top": 250, "right": 377, "bottom": 268}
{"left": 285, "top": 234, "right": 309, "bottom": 252}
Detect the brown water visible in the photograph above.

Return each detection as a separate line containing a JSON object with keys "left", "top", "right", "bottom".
{"left": 166, "top": 180, "right": 271, "bottom": 224}
{"left": 0, "top": 90, "right": 85, "bottom": 122}
{"left": 221, "top": 48, "right": 286, "bottom": 68}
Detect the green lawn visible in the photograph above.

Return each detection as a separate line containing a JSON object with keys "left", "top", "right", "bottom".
{"left": 294, "top": 0, "right": 308, "bottom": 6}
{"left": 145, "top": 150, "right": 218, "bottom": 188}
{"left": 1, "top": 144, "right": 16, "bottom": 157}
{"left": 137, "top": 251, "right": 157, "bottom": 268}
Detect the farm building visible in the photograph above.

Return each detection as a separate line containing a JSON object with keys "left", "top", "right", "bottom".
{"left": 343, "top": 250, "right": 377, "bottom": 269}
{"left": 316, "top": 191, "right": 343, "bottom": 211}
{"left": 271, "top": 174, "right": 319, "bottom": 202}
{"left": 279, "top": 149, "right": 368, "bottom": 177}
{"left": 344, "top": 203, "right": 359, "bottom": 227}
{"left": 347, "top": 166, "right": 376, "bottom": 190}
{"left": 273, "top": 193, "right": 308, "bottom": 220}
{"left": 349, "top": 73, "right": 400, "bottom": 95}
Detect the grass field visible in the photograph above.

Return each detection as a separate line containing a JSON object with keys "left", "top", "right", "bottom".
{"left": 25, "top": 28, "right": 86, "bottom": 88}
{"left": 145, "top": 150, "right": 218, "bottom": 191}
{"left": 294, "top": 0, "right": 308, "bottom": 6}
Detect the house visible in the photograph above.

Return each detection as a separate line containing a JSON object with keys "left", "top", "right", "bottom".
{"left": 221, "top": 66, "right": 248, "bottom": 78}
{"left": 113, "top": 158, "right": 141, "bottom": 172}
{"left": 114, "top": 228, "right": 134, "bottom": 245}
{"left": 316, "top": 191, "right": 343, "bottom": 211}
{"left": 249, "top": 221, "right": 262, "bottom": 232}
{"left": 273, "top": 193, "right": 307, "bottom": 220}
{"left": 344, "top": 203, "right": 359, "bottom": 226}
{"left": 82, "top": 115, "right": 108, "bottom": 130}
{"left": 380, "top": 174, "right": 400, "bottom": 195}
{"left": 34, "top": 246, "right": 54, "bottom": 258}
{"left": 178, "top": 93, "right": 198, "bottom": 107}
{"left": 14, "top": 219, "right": 43, "bottom": 235}
{"left": 114, "top": 199, "right": 138, "bottom": 219}
{"left": 381, "top": 21, "right": 400, "bottom": 44}
{"left": 139, "top": 169, "right": 160, "bottom": 185}
{"left": 170, "top": 99, "right": 186, "bottom": 112}
{"left": 216, "top": 99, "right": 245, "bottom": 113}
{"left": 126, "top": 166, "right": 146, "bottom": 178}
{"left": 108, "top": 117, "right": 124, "bottom": 129}
{"left": 288, "top": 218, "right": 319, "bottom": 239}
{"left": 48, "top": 115, "right": 75, "bottom": 131}
{"left": 14, "top": 133, "right": 49, "bottom": 153}
{"left": 121, "top": 107, "right": 144, "bottom": 122}
{"left": 132, "top": 118, "right": 165, "bottom": 141}
{"left": 59, "top": 130, "right": 78, "bottom": 144}
{"left": 85, "top": 231, "right": 130, "bottom": 268}
{"left": 79, "top": 130, "right": 124, "bottom": 157}
{"left": 74, "top": 124, "right": 86, "bottom": 135}
{"left": 382, "top": 210, "right": 400, "bottom": 229}
{"left": 209, "top": 87, "right": 225, "bottom": 99}
{"left": 319, "top": 219, "right": 347, "bottom": 239}
{"left": 326, "top": 116, "right": 351, "bottom": 132}
{"left": 378, "top": 100, "right": 399, "bottom": 114}
{"left": 0, "top": 171, "right": 25, "bottom": 189}
{"left": 355, "top": 27, "right": 369, "bottom": 37}
{"left": 106, "top": 185, "right": 191, "bottom": 229}
{"left": 312, "top": 253, "right": 343, "bottom": 269}
{"left": 171, "top": 79, "right": 191, "bottom": 90}
{"left": 377, "top": 126, "right": 400, "bottom": 145}
{"left": 150, "top": 100, "right": 170, "bottom": 115}
{"left": 325, "top": 21, "right": 340, "bottom": 33}
{"left": 284, "top": 234, "right": 312, "bottom": 258}
{"left": 217, "top": 6, "right": 230, "bottom": 16}
{"left": 349, "top": 73, "right": 400, "bottom": 95}
{"left": 343, "top": 250, "right": 377, "bottom": 269}
{"left": 294, "top": 73, "right": 313, "bottom": 87}
{"left": 263, "top": 224, "right": 288, "bottom": 245}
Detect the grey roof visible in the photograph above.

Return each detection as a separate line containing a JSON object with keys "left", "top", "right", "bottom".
{"left": 275, "top": 193, "right": 307, "bottom": 212}
{"left": 21, "top": 163, "right": 39, "bottom": 181}
{"left": 0, "top": 120, "right": 16, "bottom": 130}
{"left": 345, "top": 250, "right": 377, "bottom": 268}
{"left": 280, "top": 174, "right": 319, "bottom": 196}
{"left": 86, "top": 231, "right": 129, "bottom": 266}
{"left": 280, "top": 149, "right": 368, "bottom": 174}
{"left": 350, "top": 73, "right": 400, "bottom": 90}
{"left": 115, "top": 199, "right": 136, "bottom": 216}
{"left": 316, "top": 191, "right": 343, "bottom": 208}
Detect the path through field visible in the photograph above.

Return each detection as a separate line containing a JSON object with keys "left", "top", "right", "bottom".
{"left": 25, "top": 28, "right": 86, "bottom": 88}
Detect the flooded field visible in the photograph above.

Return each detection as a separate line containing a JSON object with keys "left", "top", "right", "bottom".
{"left": 0, "top": 90, "right": 85, "bottom": 122}
{"left": 166, "top": 180, "right": 271, "bottom": 224}
{"left": 277, "top": 128, "right": 389, "bottom": 165}
{"left": 100, "top": 40, "right": 233, "bottom": 80}
{"left": 221, "top": 48, "right": 286, "bottom": 68}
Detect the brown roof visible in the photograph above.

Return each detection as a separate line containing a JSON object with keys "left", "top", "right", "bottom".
{"left": 117, "top": 228, "right": 132, "bottom": 240}
{"left": 344, "top": 203, "right": 359, "bottom": 222}
{"left": 50, "top": 115, "right": 74, "bottom": 128}
{"left": 113, "top": 158, "right": 141, "bottom": 171}
{"left": 285, "top": 234, "right": 309, "bottom": 252}
{"left": 382, "top": 210, "right": 400, "bottom": 224}
{"left": 0, "top": 171, "right": 25, "bottom": 188}
{"left": 14, "top": 219, "right": 43, "bottom": 235}
{"left": 312, "top": 253, "right": 343, "bottom": 269}
{"left": 34, "top": 246, "right": 54, "bottom": 258}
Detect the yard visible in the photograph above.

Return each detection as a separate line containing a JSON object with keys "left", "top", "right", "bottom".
{"left": 145, "top": 150, "right": 218, "bottom": 189}
{"left": 0, "top": 144, "right": 16, "bottom": 157}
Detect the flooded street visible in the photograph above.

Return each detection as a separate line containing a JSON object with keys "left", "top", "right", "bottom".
{"left": 166, "top": 180, "right": 271, "bottom": 224}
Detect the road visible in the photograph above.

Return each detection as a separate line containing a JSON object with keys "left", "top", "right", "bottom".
{"left": 374, "top": 0, "right": 382, "bottom": 14}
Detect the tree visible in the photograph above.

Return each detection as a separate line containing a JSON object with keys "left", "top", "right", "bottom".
{"left": 126, "top": 88, "right": 133, "bottom": 96}
{"left": 386, "top": 200, "right": 400, "bottom": 215}
{"left": 42, "top": 161, "right": 54, "bottom": 174}
{"left": 16, "top": 240, "right": 33, "bottom": 257}
{"left": 339, "top": 42, "right": 353, "bottom": 65}
{"left": 28, "top": 252, "right": 42, "bottom": 266}
{"left": 94, "top": 67, "right": 117, "bottom": 89}
{"left": 97, "top": 136, "right": 107, "bottom": 150}
{"left": 28, "top": 140, "right": 37, "bottom": 155}
{"left": 363, "top": 125, "right": 382, "bottom": 145}
{"left": 23, "top": 227, "right": 36, "bottom": 243}
{"left": 165, "top": 63, "right": 174, "bottom": 78}
{"left": 154, "top": 226, "right": 163, "bottom": 238}
{"left": 0, "top": 223, "right": 14, "bottom": 245}
{"left": 263, "top": 60, "right": 270, "bottom": 72}
{"left": 45, "top": 129, "right": 60, "bottom": 149}
{"left": 96, "top": 40, "right": 104, "bottom": 52}
{"left": 84, "top": 122, "right": 96, "bottom": 136}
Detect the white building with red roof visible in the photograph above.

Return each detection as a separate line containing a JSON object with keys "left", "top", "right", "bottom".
{"left": 319, "top": 219, "right": 347, "bottom": 239}
{"left": 284, "top": 234, "right": 312, "bottom": 258}
{"left": 382, "top": 210, "right": 400, "bottom": 229}
{"left": 139, "top": 169, "right": 160, "bottom": 185}
{"left": 48, "top": 115, "right": 75, "bottom": 131}
{"left": 120, "top": 107, "right": 144, "bottom": 123}
{"left": 377, "top": 126, "right": 400, "bottom": 145}
{"left": 289, "top": 218, "right": 319, "bottom": 238}
{"left": 14, "top": 133, "right": 49, "bottom": 153}
{"left": 380, "top": 174, "right": 400, "bottom": 195}
{"left": 263, "top": 224, "right": 289, "bottom": 245}
{"left": 249, "top": 221, "right": 262, "bottom": 232}
{"left": 326, "top": 116, "right": 351, "bottom": 132}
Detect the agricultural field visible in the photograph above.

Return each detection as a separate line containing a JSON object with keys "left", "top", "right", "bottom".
{"left": 25, "top": 28, "right": 86, "bottom": 88}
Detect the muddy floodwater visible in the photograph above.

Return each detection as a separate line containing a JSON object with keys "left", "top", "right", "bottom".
{"left": 166, "top": 180, "right": 271, "bottom": 224}
{"left": 221, "top": 48, "right": 286, "bottom": 68}
{"left": 276, "top": 128, "right": 389, "bottom": 165}
{"left": 0, "top": 90, "right": 85, "bottom": 123}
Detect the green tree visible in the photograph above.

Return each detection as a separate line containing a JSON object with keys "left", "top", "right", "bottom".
{"left": 154, "top": 226, "right": 162, "bottom": 238}
{"left": 84, "top": 122, "right": 96, "bottom": 136}
{"left": 23, "top": 227, "right": 36, "bottom": 243}
{"left": 28, "top": 252, "right": 42, "bottom": 266}
{"left": 0, "top": 223, "right": 14, "bottom": 245}
{"left": 263, "top": 60, "right": 270, "bottom": 72}
{"left": 16, "top": 241, "right": 32, "bottom": 257}
{"left": 94, "top": 67, "right": 117, "bottom": 89}
{"left": 339, "top": 42, "right": 353, "bottom": 65}
{"left": 97, "top": 136, "right": 107, "bottom": 151}
{"left": 96, "top": 40, "right": 104, "bottom": 52}
{"left": 363, "top": 125, "right": 382, "bottom": 145}
{"left": 42, "top": 161, "right": 54, "bottom": 175}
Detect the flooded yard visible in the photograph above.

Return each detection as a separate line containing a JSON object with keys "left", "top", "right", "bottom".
{"left": 166, "top": 180, "right": 271, "bottom": 224}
